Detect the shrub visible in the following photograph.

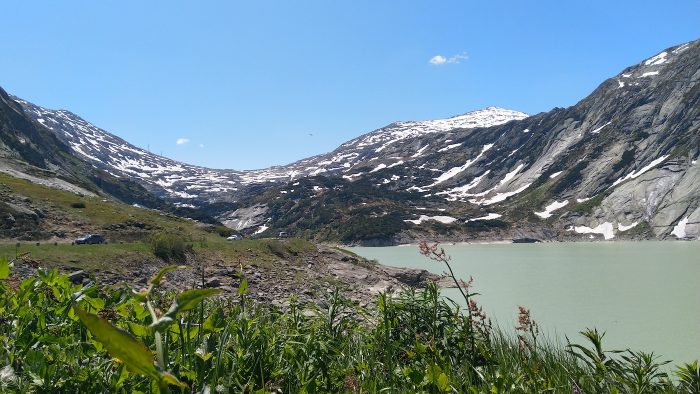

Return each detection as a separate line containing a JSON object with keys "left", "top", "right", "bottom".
{"left": 149, "top": 232, "right": 190, "bottom": 262}
{"left": 70, "top": 202, "right": 86, "bottom": 209}
{"left": 214, "top": 225, "right": 233, "bottom": 237}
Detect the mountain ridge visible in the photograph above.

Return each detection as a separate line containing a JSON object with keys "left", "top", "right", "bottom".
{"left": 5, "top": 38, "right": 700, "bottom": 243}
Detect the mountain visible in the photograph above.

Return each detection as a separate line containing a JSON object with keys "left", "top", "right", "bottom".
{"left": 8, "top": 39, "right": 700, "bottom": 243}
{"left": 14, "top": 100, "right": 526, "bottom": 203}
{"left": 220, "top": 39, "right": 700, "bottom": 243}
{"left": 0, "top": 86, "right": 229, "bottom": 238}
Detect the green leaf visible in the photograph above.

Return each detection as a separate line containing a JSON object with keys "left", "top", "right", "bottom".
{"left": 160, "top": 372, "right": 187, "bottom": 388}
{"left": 127, "top": 322, "right": 149, "bottom": 338}
{"left": 164, "top": 288, "right": 222, "bottom": 320}
{"left": 74, "top": 305, "right": 160, "bottom": 380}
{"left": 0, "top": 257, "right": 9, "bottom": 280}
{"left": 403, "top": 367, "right": 424, "bottom": 385}
{"left": 203, "top": 307, "right": 225, "bottom": 333}
{"left": 150, "top": 265, "right": 186, "bottom": 287}
{"left": 149, "top": 316, "right": 175, "bottom": 332}
{"left": 426, "top": 364, "right": 443, "bottom": 383}
{"left": 436, "top": 373, "right": 450, "bottom": 392}
{"left": 238, "top": 277, "right": 248, "bottom": 295}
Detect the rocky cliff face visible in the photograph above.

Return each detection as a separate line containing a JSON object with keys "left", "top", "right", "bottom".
{"left": 8, "top": 39, "right": 700, "bottom": 242}
{"left": 224, "top": 39, "right": 700, "bottom": 242}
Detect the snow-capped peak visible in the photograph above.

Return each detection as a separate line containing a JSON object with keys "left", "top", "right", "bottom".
{"left": 15, "top": 96, "right": 528, "bottom": 203}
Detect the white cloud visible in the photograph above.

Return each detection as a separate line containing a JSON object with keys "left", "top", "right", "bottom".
{"left": 198, "top": 144, "right": 205, "bottom": 148}
{"left": 176, "top": 138, "right": 190, "bottom": 145}
{"left": 429, "top": 55, "right": 447, "bottom": 65}
{"left": 429, "top": 52, "right": 469, "bottom": 66}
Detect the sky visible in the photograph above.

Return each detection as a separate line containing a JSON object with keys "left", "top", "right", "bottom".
{"left": 1, "top": 1, "right": 699, "bottom": 170}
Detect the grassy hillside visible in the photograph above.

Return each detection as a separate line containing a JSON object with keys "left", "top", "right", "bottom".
{"left": 0, "top": 171, "right": 315, "bottom": 271}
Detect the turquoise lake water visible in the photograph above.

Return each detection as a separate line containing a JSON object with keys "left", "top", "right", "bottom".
{"left": 349, "top": 241, "right": 700, "bottom": 365}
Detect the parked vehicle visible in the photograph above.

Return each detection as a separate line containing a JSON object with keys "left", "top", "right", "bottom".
{"left": 278, "top": 231, "right": 288, "bottom": 238}
{"left": 226, "top": 234, "right": 243, "bottom": 241}
{"left": 75, "top": 234, "right": 105, "bottom": 245}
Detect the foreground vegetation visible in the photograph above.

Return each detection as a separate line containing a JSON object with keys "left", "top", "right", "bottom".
{"left": 0, "top": 247, "right": 698, "bottom": 393}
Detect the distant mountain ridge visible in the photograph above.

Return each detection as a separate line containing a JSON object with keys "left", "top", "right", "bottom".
{"left": 14, "top": 99, "right": 527, "bottom": 203}
{"left": 7, "top": 38, "right": 700, "bottom": 243}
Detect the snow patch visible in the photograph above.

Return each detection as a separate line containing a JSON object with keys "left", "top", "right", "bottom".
{"left": 476, "top": 183, "right": 532, "bottom": 206}
{"left": 404, "top": 215, "right": 457, "bottom": 225}
{"left": 428, "top": 144, "right": 493, "bottom": 187}
{"left": 591, "top": 121, "right": 611, "bottom": 134}
{"left": 672, "top": 43, "right": 690, "bottom": 54}
{"left": 574, "top": 222, "right": 615, "bottom": 240}
{"left": 644, "top": 51, "right": 668, "bottom": 66}
{"left": 549, "top": 171, "right": 563, "bottom": 179}
{"left": 370, "top": 163, "right": 387, "bottom": 173}
{"left": 617, "top": 222, "right": 639, "bottom": 232}
{"left": 254, "top": 225, "right": 269, "bottom": 234}
{"left": 411, "top": 144, "right": 430, "bottom": 158}
{"left": 611, "top": 155, "right": 669, "bottom": 187}
{"left": 499, "top": 163, "right": 524, "bottom": 186}
{"left": 639, "top": 71, "right": 659, "bottom": 78}
{"left": 342, "top": 172, "right": 364, "bottom": 180}
{"left": 466, "top": 213, "right": 502, "bottom": 222}
{"left": 436, "top": 171, "right": 490, "bottom": 201}
{"left": 438, "top": 143, "right": 462, "bottom": 152}
{"left": 534, "top": 200, "right": 569, "bottom": 219}
{"left": 670, "top": 217, "right": 689, "bottom": 239}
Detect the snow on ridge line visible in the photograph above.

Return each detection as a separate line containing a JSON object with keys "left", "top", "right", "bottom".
{"left": 534, "top": 200, "right": 569, "bottom": 219}
{"left": 356, "top": 107, "right": 528, "bottom": 155}
{"left": 644, "top": 51, "right": 668, "bottom": 66}
{"left": 611, "top": 155, "right": 669, "bottom": 187}
{"left": 670, "top": 217, "right": 689, "bottom": 238}
{"left": 672, "top": 43, "right": 690, "bottom": 54}
{"left": 404, "top": 215, "right": 457, "bottom": 225}
{"left": 574, "top": 222, "right": 615, "bottom": 240}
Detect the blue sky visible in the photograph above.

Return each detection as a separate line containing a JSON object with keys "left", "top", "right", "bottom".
{"left": 1, "top": 1, "right": 698, "bottom": 170}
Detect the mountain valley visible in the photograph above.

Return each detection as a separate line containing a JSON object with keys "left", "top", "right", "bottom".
{"left": 3, "top": 39, "right": 699, "bottom": 245}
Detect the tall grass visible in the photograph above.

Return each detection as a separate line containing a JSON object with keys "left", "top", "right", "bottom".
{"left": 0, "top": 251, "right": 698, "bottom": 393}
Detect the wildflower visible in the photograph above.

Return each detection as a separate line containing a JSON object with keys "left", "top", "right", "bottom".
{"left": 516, "top": 305, "right": 539, "bottom": 353}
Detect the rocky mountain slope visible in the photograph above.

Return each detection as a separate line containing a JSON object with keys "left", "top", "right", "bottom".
{"left": 224, "top": 39, "right": 700, "bottom": 243}
{"left": 0, "top": 86, "right": 226, "bottom": 229}
{"left": 7, "top": 39, "right": 700, "bottom": 243}
{"left": 15, "top": 99, "right": 526, "bottom": 203}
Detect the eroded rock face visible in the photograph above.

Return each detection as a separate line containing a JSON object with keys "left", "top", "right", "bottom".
{"left": 218, "top": 204, "right": 269, "bottom": 231}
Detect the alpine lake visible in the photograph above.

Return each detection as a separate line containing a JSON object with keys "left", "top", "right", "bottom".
{"left": 349, "top": 241, "right": 700, "bottom": 365}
